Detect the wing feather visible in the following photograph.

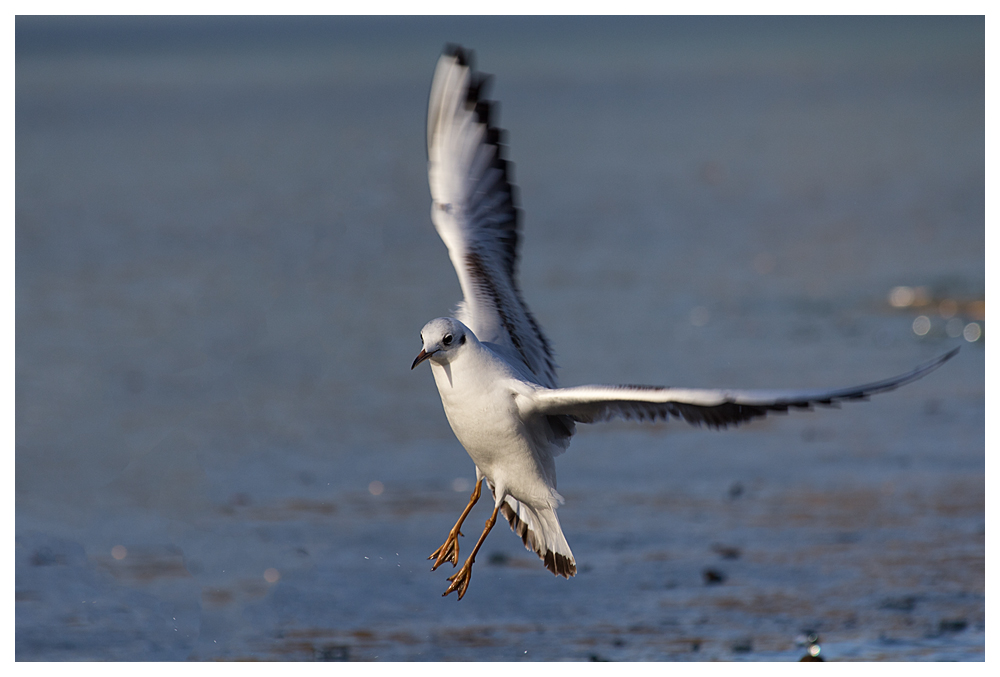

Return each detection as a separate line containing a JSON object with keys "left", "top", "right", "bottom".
{"left": 427, "top": 44, "right": 558, "bottom": 387}
{"left": 521, "top": 348, "right": 958, "bottom": 429}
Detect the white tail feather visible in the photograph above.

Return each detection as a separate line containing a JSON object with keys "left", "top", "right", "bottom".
{"left": 501, "top": 494, "right": 576, "bottom": 577}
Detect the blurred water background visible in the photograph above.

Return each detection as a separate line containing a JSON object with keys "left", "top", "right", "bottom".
{"left": 16, "top": 16, "right": 984, "bottom": 661}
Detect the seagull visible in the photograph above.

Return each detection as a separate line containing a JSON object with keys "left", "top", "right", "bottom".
{"left": 412, "top": 44, "right": 958, "bottom": 600}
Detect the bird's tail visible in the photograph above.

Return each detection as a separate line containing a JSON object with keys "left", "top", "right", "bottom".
{"left": 499, "top": 494, "right": 576, "bottom": 578}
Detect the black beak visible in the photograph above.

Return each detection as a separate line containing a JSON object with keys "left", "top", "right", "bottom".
{"left": 411, "top": 349, "right": 434, "bottom": 370}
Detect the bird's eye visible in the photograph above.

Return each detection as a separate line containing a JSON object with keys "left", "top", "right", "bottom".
{"left": 442, "top": 334, "right": 453, "bottom": 346}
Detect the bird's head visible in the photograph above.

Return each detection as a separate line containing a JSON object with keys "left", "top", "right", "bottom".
{"left": 411, "top": 317, "right": 470, "bottom": 370}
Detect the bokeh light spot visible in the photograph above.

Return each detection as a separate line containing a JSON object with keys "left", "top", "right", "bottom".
{"left": 938, "top": 299, "right": 958, "bottom": 318}
{"left": 111, "top": 545, "right": 127, "bottom": 560}
{"left": 368, "top": 480, "right": 384, "bottom": 496}
{"left": 889, "top": 286, "right": 915, "bottom": 307}
{"left": 912, "top": 316, "right": 931, "bottom": 336}
{"left": 264, "top": 568, "right": 280, "bottom": 583}
{"left": 946, "top": 318, "right": 964, "bottom": 338}
{"left": 452, "top": 477, "right": 471, "bottom": 493}
{"left": 963, "top": 323, "right": 981, "bottom": 342}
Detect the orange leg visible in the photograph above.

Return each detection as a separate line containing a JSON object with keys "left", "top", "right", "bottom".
{"left": 428, "top": 479, "right": 482, "bottom": 570}
{"left": 442, "top": 502, "right": 501, "bottom": 600}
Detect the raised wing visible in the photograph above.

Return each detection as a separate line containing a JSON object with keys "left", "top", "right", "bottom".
{"left": 427, "top": 44, "right": 558, "bottom": 388}
{"left": 521, "top": 348, "right": 958, "bottom": 429}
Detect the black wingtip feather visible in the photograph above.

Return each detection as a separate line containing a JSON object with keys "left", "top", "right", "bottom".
{"left": 444, "top": 43, "right": 471, "bottom": 67}
{"left": 470, "top": 83, "right": 493, "bottom": 116}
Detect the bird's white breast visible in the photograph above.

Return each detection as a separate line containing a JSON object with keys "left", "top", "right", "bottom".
{"left": 428, "top": 343, "right": 551, "bottom": 500}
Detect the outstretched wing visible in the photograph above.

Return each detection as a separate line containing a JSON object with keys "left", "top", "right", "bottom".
{"left": 521, "top": 348, "right": 958, "bottom": 429}
{"left": 426, "top": 44, "right": 558, "bottom": 388}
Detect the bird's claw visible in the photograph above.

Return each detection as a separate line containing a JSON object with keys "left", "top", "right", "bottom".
{"left": 443, "top": 562, "right": 473, "bottom": 599}
{"left": 428, "top": 531, "right": 461, "bottom": 570}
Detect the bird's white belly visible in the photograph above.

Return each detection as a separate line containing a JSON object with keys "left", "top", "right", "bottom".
{"left": 431, "top": 361, "right": 551, "bottom": 502}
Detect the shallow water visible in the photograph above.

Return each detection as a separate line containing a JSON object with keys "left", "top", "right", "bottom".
{"left": 16, "top": 16, "right": 984, "bottom": 661}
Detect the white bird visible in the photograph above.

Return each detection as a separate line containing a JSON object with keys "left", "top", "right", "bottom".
{"left": 412, "top": 44, "right": 958, "bottom": 600}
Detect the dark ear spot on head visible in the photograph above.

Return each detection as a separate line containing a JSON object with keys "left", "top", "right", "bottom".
{"left": 460, "top": 334, "right": 466, "bottom": 345}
